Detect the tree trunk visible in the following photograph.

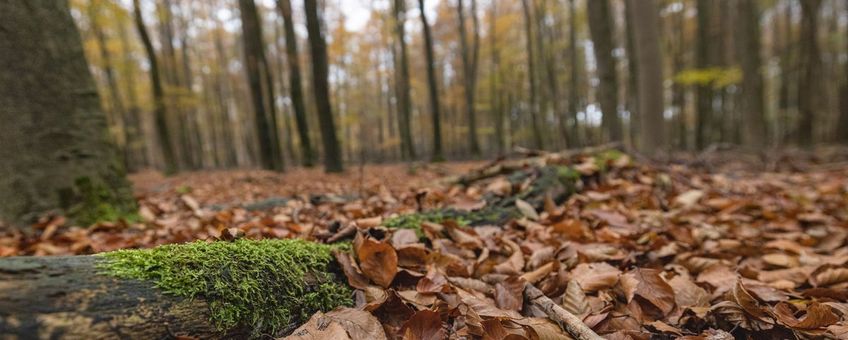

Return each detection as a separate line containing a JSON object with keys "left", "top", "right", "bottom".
{"left": 304, "top": 0, "right": 344, "bottom": 172}
{"left": 88, "top": 0, "right": 128, "bottom": 159}
{"left": 628, "top": 0, "right": 665, "bottom": 153}
{"left": 520, "top": 0, "right": 544, "bottom": 150}
{"left": 133, "top": 0, "right": 177, "bottom": 174}
{"left": 623, "top": 0, "right": 639, "bottom": 148}
{"left": 278, "top": 0, "right": 315, "bottom": 167}
{"left": 0, "top": 256, "right": 245, "bottom": 339}
{"left": 798, "top": 0, "right": 822, "bottom": 147}
{"left": 586, "top": 0, "right": 621, "bottom": 143}
{"left": 566, "top": 0, "right": 581, "bottom": 147}
{"left": 736, "top": 0, "right": 768, "bottom": 149}
{"left": 393, "top": 0, "right": 417, "bottom": 160}
{"left": 0, "top": 0, "right": 136, "bottom": 226}
{"left": 695, "top": 0, "right": 713, "bottom": 150}
{"left": 116, "top": 14, "right": 146, "bottom": 170}
{"left": 239, "top": 0, "right": 284, "bottom": 171}
{"left": 489, "top": 0, "right": 505, "bottom": 155}
{"left": 839, "top": 0, "right": 848, "bottom": 144}
{"left": 457, "top": 0, "right": 482, "bottom": 156}
{"left": 418, "top": 0, "right": 444, "bottom": 162}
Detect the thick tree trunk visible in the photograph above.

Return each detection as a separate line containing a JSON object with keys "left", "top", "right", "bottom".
{"left": 133, "top": 0, "right": 177, "bottom": 174}
{"left": 304, "top": 0, "right": 344, "bottom": 173}
{"left": 586, "top": 0, "right": 621, "bottom": 143}
{"left": 239, "top": 0, "right": 284, "bottom": 171}
{"left": 520, "top": 0, "right": 544, "bottom": 150}
{"left": 736, "top": 0, "right": 768, "bottom": 148}
{"left": 418, "top": 0, "right": 445, "bottom": 162}
{"left": 628, "top": 0, "right": 665, "bottom": 153}
{"left": 0, "top": 0, "right": 135, "bottom": 225}
{"left": 0, "top": 256, "right": 244, "bottom": 339}
{"left": 798, "top": 0, "right": 822, "bottom": 147}
{"left": 277, "top": 0, "right": 315, "bottom": 167}
{"left": 393, "top": 0, "right": 417, "bottom": 160}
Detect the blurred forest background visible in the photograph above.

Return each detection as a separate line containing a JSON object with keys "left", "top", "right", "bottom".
{"left": 72, "top": 0, "right": 848, "bottom": 173}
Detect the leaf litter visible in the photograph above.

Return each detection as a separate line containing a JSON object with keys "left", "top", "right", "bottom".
{"left": 2, "top": 150, "right": 848, "bottom": 339}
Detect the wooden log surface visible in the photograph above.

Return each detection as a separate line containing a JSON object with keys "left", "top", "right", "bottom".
{"left": 0, "top": 256, "right": 245, "bottom": 339}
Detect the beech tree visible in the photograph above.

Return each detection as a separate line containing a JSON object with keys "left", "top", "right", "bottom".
{"left": 277, "top": 0, "right": 314, "bottom": 167}
{"left": 0, "top": 0, "right": 135, "bottom": 225}
{"left": 736, "top": 0, "right": 768, "bottom": 148}
{"left": 587, "top": 0, "right": 622, "bottom": 143}
{"left": 419, "top": 0, "right": 444, "bottom": 162}
{"left": 628, "top": 0, "right": 665, "bottom": 152}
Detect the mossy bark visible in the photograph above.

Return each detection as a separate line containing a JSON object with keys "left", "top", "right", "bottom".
{"left": 0, "top": 256, "right": 245, "bottom": 339}
{"left": 0, "top": 0, "right": 136, "bottom": 227}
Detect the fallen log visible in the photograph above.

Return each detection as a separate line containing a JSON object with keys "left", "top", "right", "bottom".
{"left": 0, "top": 239, "right": 351, "bottom": 339}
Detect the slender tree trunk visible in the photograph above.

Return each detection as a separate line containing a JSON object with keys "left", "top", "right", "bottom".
{"left": 272, "top": 21, "right": 297, "bottom": 166}
{"left": 736, "top": 0, "right": 768, "bottom": 148}
{"left": 88, "top": 0, "right": 129, "bottom": 164}
{"left": 0, "top": 0, "right": 136, "bottom": 225}
{"left": 116, "top": 15, "right": 146, "bottom": 170}
{"left": 695, "top": 0, "right": 713, "bottom": 150}
{"left": 567, "top": 0, "right": 581, "bottom": 147}
{"left": 393, "top": 0, "right": 417, "bottom": 160}
{"left": 520, "top": 0, "right": 544, "bottom": 149}
{"left": 133, "top": 0, "right": 176, "bottom": 174}
{"left": 304, "top": 0, "right": 344, "bottom": 172}
{"left": 839, "top": 0, "right": 848, "bottom": 144}
{"left": 489, "top": 0, "right": 505, "bottom": 155}
{"left": 239, "top": 0, "right": 284, "bottom": 171}
{"left": 798, "top": 0, "right": 822, "bottom": 147}
{"left": 623, "top": 0, "right": 639, "bottom": 148}
{"left": 586, "top": 0, "right": 621, "bottom": 143}
{"left": 671, "top": 1, "right": 687, "bottom": 149}
{"left": 418, "top": 0, "right": 444, "bottom": 162}
{"left": 457, "top": 0, "right": 481, "bottom": 156}
{"left": 277, "top": 0, "right": 315, "bottom": 167}
{"left": 628, "top": 0, "right": 665, "bottom": 153}
{"left": 536, "top": 0, "right": 567, "bottom": 148}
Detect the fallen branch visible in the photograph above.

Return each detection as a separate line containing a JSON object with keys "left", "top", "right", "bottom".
{"left": 524, "top": 283, "right": 603, "bottom": 340}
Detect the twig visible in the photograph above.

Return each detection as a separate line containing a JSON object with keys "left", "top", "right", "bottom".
{"left": 524, "top": 283, "right": 603, "bottom": 340}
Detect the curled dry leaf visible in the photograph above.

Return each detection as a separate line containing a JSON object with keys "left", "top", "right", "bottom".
{"left": 284, "top": 308, "right": 387, "bottom": 340}
{"left": 334, "top": 250, "right": 370, "bottom": 289}
{"left": 668, "top": 275, "right": 710, "bottom": 309}
{"left": 568, "top": 262, "right": 621, "bottom": 292}
{"left": 400, "top": 310, "right": 445, "bottom": 340}
{"left": 619, "top": 268, "right": 676, "bottom": 317}
{"left": 494, "top": 239, "right": 525, "bottom": 275}
{"left": 773, "top": 302, "right": 839, "bottom": 330}
{"left": 516, "top": 199, "right": 540, "bottom": 221}
{"left": 495, "top": 276, "right": 527, "bottom": 311}
{"left": 391, "top": 228, "right": 419, "bottom": 247}
{"left": 448, "top": 276, "right": 494, "bottom": 295}
{"left": 561, "top": 280, "right": 590, "bottom": 317}
{"left": 810, "top": 265, "right": 848, "bottom": 287}
{"left": 416, "top": 267, "right": 449, "bottom": 293}
{"left": 355, "top": 232, "right": 399, "bottom": 288}
{"left": 520, "top": 261, "right": 557, "bottom": 284}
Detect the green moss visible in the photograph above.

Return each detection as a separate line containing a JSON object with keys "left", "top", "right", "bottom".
{"left": 97, "top": 239, "right": 352, "bottom": 337}
{"left": 61, "top": 176, "right": 138, "bottom": 226}
{"left": 384, "top": 210, "right": 470, "bottom": 236}
{"left": 593, "top": 149, "right": 628, "bottom": 172}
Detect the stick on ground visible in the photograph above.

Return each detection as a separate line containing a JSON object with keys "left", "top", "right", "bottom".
{"left": 524, "top": 283, "right": 603, "bottom": 340}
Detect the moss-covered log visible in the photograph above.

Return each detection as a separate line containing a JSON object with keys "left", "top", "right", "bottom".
{"left": 0, "top": 239, "right": 351, "bottom": 339}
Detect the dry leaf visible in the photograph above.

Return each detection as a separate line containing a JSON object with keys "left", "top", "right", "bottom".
{"left": 569, "top": 262, "right": 621, "bottom": 292}
{"left": 561, "top": 280, "right": 590, "bottom": 317}
{"left": 400, "top": 310, "right": 445, "bottom": 340}
{"left": 356, "top": 233, "right": 399, "bottom": 288}
{"left": 516, "top": 199, "right": 540, "bottom": 221}
{"left": 285, "top": 308, "right": 387, "bottom": 340}
{"left": 495, "top": 276, "right": 526, "bottom": 311}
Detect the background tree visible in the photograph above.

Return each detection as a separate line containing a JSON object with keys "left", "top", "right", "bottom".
{"left": 520, "top": 0, "right": 544, "bottom": 149}
{"left": 419, "top": 0, "right": 444, "bottom": 162}
{"left": 0, "top": 0, "right": 135, "bottom": 225}
{"left": 239, "top": 0, "right": 283, "bottom": 171}
{"left": 695, "top": 0, "right": 713, "bottom": 150}
{"left": 798, "top": 0, "right": 822, "bottom": 147}
{"left": 457, "top": 0, "right": 481, "bottom": 155}
{"left": 304, "top": 0, "right": 343, "bottom": 172}
{"left": 277, "top": 0, "right": 314, "bottom": 167}
{"left": 586, "top": 0, "right": 621, "bottom": 143}
{"left": 628, "top": 0, "right": 664, "bottom": 152}
{"left": 736, "top": 0, "right": 767, "bottom": 148}
{"left": 392, "top": 0, "right": 416, "bottom": 160}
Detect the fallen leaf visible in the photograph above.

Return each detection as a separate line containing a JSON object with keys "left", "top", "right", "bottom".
{"left": 619, "top": 268, "right": 676, "bottom": 316}
{"left": 400, "top": 310, "right": 445, "bottom": 340}
{"left": 285, "top": 308, "right": 387, "bottom": 340}
{"left": 569, "top": 262, "right": 621, "bottom": 292}
{"left": 561, "top": 280, "right": 590, "bottom": 317}
{"left": 516, "top": 199, "right": 540, "bottom": 221}
{"left": 495, "top": 276, "right": 526, "bottom": 311}
{"left": 355, "top": 233, "right": 398, "bottom": 288}
{"left": 773, "top": 302, "right": 839, "bottom": 330}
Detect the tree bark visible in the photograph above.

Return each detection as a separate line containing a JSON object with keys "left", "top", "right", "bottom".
{"left": 628, "top": 0, "right": 665, "bottom": 153}
{"left": 239, "top": 0, "right": 284, "bottom": 171}
{"left": 695, "top": 0, "right": 713, "bottom": 150}
{"left": 566, "top": 0, "right": 581, "bottom": 147}
{"left": 304, "top": 0, "right": 344, "bottom": 172}
{"left": 520, "top": 0, "right": 544, "bottom": 150}
{"left": 0, "top": 0, "right": 135, "bottom": 225}
{"left": 0, "top": 256, "right": 246, "bottom": 339}
{"left": 586, "top": 0, "right": 621, "bottom": 143}
{"left": 457, "top": 0, "right": 481, "bottom": 156}
{"left": 418, "top": 0, "right": 445, "bottom": 162}
{"left": 88, "top": 0, "right": 128, "bottom": 157}
{"left": 133, "top": 0, "right": 177, "bottom": 174}
{"left": 393, "top": 0, "right": 417, "bottom": 160}
{"left": 277, "top": 0, "right": 315, "bottom": 167}
{"left": 839, "top": 0, "right": 848, "bottom": 144}
{"left": 736, "top": 0, "right": 768, "bottom": 149}
{"left": 489, "top": 0, "right": 505, "bottom": 155}
{"left": 798, "top": 0, "right": 822, "bottom": 147}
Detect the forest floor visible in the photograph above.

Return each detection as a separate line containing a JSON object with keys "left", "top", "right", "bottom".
{"left": 2, "top": 148, "right": 848, "bottom": 339}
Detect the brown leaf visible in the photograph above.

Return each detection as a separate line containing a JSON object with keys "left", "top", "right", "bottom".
{"left": 773, "top": 302, "right": 839, "bottom": 330}
{"left": 391, "top": 229, "right": 420, "bottom": 247}
{"left": 668, "top": 275, "right": 710, "bottom": 309}
{"left": 355, "top": 232, "right": 398, "bottom": 288}
{"left": 810, "top": 265, "right": 848, "bottom": 287}
{"left": 284, "top": 308, "right": 387, "bottom": 340}
{"left": 495, "top": 276, "right": 527, "bottom": 311}
{"left": 401, "top": 310, "right": 445, "bottom": 340}
{"left": 334, "top": 251, "right": 371, "bottom": 290}
{"left": 568, "top": 262, "right": 621, "bottom": 292}
{"left": 514, "top": 318, "right": 575, "bottom": 340}
{"left": 494, "top": 239, "right": 525, "bottom": 275}
{"left": 520, "top": 261, "right": 556, "bottom": 284}
{"left": 416, "top": 267, "right": 449, "bottom": 294}
{"left": 619, "top": 268, "right": 676, "bottom": 316}
{"left": 561, "top": 280, "right": 590, "bottom": 317}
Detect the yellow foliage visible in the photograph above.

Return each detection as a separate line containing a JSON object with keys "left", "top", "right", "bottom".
{"left": 673, "top": 67, "right": 742, "bottom": 89}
